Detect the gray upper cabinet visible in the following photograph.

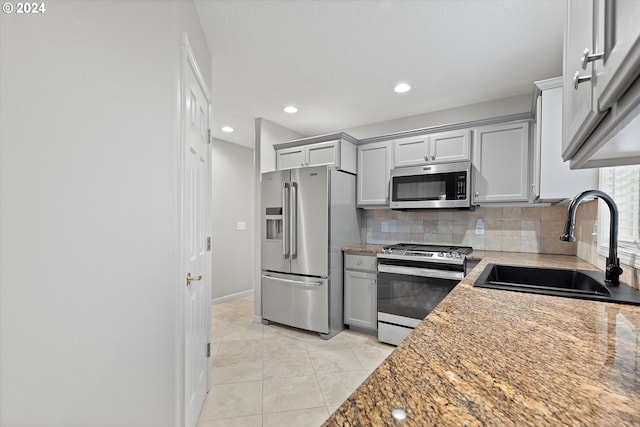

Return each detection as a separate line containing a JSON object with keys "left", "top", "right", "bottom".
{"left": 357, "top": 141, "right": 392, "bottom": 207}
{"left": 277, "top": 146, "right": 306, "bottom": 170}
{"left": 533, "top": 78, "right": 598, "bottom": 202}
{"left": 393, "top": 129, "right": 470, "bottom": 167}
{"left": 472, "top": 121, "right": 530, "bottom": 204}
{"left": 429, "top": 129, "right": 471, "bottom": 164}
{"left": 563, "top": 0, "right": 605, "bottom": 160}
{"left": 594, "top": 0, "right": 640, "bottom": 112}
{"left": 393, "top": 135, "right": 429, "bottom": 167}
{"left": 563, "top": 0, "right": 640, "bottom": 167}
{"left": 276, "top": 137, "right": 357, "bottom": 174}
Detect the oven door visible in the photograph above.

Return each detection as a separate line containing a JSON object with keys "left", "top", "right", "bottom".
{"left": 377, "top": 267, "right": 459, "bottom": 345}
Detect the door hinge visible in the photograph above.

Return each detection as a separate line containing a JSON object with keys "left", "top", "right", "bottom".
{"left": 206, "top": 236, "right": 212, "bottom": 251}
{"left": 207, "top": 129, "right": 213, "bottom": 144}
{"left": 206, "top": 342, "right": 211, "bottom": 358}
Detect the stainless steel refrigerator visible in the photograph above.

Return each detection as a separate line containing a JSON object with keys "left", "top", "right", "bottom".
{"left": 261, "top": 165, "right": 361, "bottom": 339}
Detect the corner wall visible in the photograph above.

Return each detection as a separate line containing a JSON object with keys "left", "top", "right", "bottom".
{"left": 211, "top": 138, "right": 254, "bottom": 301}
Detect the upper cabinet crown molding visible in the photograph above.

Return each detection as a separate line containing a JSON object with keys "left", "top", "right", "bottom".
{"left": 273, "top": 132, "right": 358, "bottom": 150}
{"left": 357, "top": 113, "right": 532, "bottom": 145}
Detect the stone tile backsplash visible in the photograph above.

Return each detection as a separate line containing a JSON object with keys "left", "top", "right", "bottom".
{"left": 364, "top": 205, "right": 577, "bottom": 255}
{"left": 574, "top": 199, "right": 640, "bottom": 290}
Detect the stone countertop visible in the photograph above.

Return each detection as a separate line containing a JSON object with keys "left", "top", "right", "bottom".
{"left": 324, "top": 252, "right": 640, "bottom": 426}
{"left": 342, "top": 245, "right": 384, "bottom": 255}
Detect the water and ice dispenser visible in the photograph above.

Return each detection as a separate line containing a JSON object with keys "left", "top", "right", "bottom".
{"left": 265, "top": 207, "right": 283, "bottom": 241}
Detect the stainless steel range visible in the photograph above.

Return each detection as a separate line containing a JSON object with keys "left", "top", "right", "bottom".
{"left": 377, "top": 243, "right": 473, "bottom": 345}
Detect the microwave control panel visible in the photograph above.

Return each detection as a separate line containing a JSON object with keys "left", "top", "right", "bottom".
{"left": 455, "top": 173, "right": 467, "bottom": 200}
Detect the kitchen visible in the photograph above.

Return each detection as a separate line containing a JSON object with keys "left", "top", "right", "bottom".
{"left": 2, "top": 1, "right": 640, "bottom": 427}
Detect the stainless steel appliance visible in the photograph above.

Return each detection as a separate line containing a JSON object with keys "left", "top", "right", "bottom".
{"left": 261, "top": 165, "right": 361, "bottom": 339}
{"left": 389, "top": 161, "right": 471, "bottom": 209}
{"left": 377, "top": 243, "right": 472, "bottom": 345}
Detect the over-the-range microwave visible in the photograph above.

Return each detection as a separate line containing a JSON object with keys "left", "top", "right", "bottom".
{"left": 389, "top": 161, "right": 471, "bottom": 209}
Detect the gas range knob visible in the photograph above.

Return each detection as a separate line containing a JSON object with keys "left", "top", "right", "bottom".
{"left": 438, "top": 252, "right": 445, "bottom": 257}
{"left": 446, "top": 253, "right": 453, "bottom": 258}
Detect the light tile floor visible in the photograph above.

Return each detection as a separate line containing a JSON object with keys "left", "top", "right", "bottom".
{"left": 197, "top": 295, "right": 394, "bottom": 427}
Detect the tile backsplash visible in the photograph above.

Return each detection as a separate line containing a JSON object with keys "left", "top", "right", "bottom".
{"left": 364, "top": 205, "right": 576, "bottom": 255}
{"left": 575, "top": 199, "right": 639, "bottom": 290}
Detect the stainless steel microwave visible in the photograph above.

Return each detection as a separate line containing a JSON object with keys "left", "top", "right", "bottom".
{"left": 389, "top": 161, "right": 471, "bottom": 209}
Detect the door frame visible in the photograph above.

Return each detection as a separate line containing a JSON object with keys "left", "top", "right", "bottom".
{"left": 177, "top": 32, "right": 212, "bottom": 427}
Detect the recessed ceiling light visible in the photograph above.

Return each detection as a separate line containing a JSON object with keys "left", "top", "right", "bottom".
{"left": 221, "top": 126, "right": 234, "bottom": 133}
{"left": 284, "top": 106, "right": 298, "bottom": 113}
{"left": 394, "top": 83, "right": 411, "bottom": 93}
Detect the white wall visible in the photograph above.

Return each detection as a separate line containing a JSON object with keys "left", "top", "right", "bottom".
{"left": 211, "top": 138, "right": 254, "bottom": 301}
{"left": 341, "top": 93, "right": 532, "bottom": 139}
{"left": 0, "top": 1, "right": 210, "bottom": 426}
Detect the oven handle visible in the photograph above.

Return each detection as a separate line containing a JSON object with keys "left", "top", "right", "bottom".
{"left": 378, "top": 264, "right": 464, "bottom": 281}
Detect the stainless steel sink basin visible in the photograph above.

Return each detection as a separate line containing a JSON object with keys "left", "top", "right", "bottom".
{"left": 474, "top": 264, "right": 640, "bottom": 305}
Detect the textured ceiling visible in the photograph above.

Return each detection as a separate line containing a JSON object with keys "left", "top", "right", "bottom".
{"left": 195, "top": 0, "right": 565, "bottom": 148}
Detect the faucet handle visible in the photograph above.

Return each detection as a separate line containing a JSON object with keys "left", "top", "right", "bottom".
{"left": 605, "top": 257, "right": 623, "bottom": 285}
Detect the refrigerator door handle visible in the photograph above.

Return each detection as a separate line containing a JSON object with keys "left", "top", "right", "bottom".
{"left": 291, "top": 181, "right": 298, "bottom": 259}
{"left": 282, "top": 182, "right": 290, "bottom": 259}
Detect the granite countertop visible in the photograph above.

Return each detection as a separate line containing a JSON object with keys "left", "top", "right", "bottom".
{"left": 325, "top": 252, "right": 640, "bottom": 426}
{"left": 342, "top": 245, "right": 384, "bottom": 254}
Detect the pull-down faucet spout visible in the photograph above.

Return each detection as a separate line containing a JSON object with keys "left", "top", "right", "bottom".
{"left": 560, "top": 190, "right": 623, "bottom": 285}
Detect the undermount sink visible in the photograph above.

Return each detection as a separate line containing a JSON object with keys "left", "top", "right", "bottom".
{"left": 474, "top": 264, "right": 640, "bottom": 305}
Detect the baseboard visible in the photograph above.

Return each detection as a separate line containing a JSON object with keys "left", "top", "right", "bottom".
{"left": 210, "top": 289, "right": 254, "bottom": 305}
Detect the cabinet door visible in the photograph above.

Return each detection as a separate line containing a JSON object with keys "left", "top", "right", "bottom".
{"left": 393, "top": 135, "right": 429, "bottom": 167}
{"left": 536, "top": 84, "right": 598, "bottom": 200}
{"left": 357, "top": 141, "right": 391, "bottom": 206}
{"left": 344, "top": 270, "right": 377, "bottom": 330}
{"left": 595, "top": 0, "right": 640, "bottom": 111}
{"left": 429, "top": 129, "right": 471, "bottom": 163}
{"left": 563, "top": 0, "right": 605, "bottom": 159}
{"left": 473, "top": 122, "right": 530, "bottom": 203}
{"left": 307, "top": 140, "right": 338, "bottom": 167}
{"left": 277, "top": 147, "right": 305, "bottom": 170}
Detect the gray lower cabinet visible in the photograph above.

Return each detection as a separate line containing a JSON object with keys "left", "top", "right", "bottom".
{"left": 344, "top": 253, "right": 377, "bottom": 331}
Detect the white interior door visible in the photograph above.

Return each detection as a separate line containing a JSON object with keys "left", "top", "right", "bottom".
{"left": 183, "top": 36, "right": 211, "bottom": 427}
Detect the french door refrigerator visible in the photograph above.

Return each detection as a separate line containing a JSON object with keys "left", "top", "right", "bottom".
{"left": 261, "top": 165, "right": 361, "bottom": 339}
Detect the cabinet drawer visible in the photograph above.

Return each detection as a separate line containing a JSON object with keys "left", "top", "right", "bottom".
{"left": 344, "top": 254, "right": 377, "bottom": 272}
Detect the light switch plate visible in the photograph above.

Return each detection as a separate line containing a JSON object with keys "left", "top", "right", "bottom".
{"left": 237, "top": 221, "right": 246, "bottom": 231}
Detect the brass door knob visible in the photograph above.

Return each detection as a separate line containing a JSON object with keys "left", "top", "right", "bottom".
{"left": 186, "top": 272, "right": 203, "bottom": 287}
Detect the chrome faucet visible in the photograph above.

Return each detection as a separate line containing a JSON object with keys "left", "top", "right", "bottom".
{"left": 560, "top": 190, "right": 623, "bottom": 285}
